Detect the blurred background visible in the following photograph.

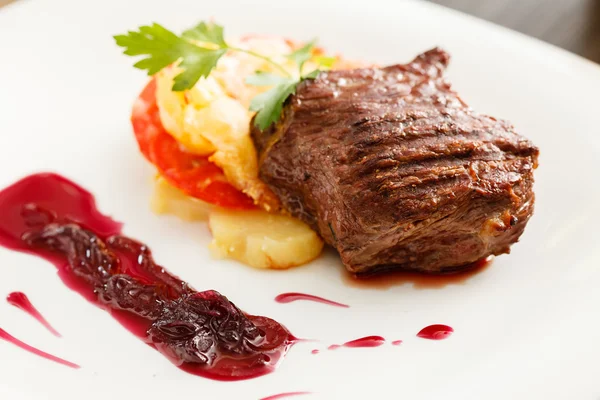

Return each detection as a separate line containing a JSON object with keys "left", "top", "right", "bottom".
{"left": 428, "top": 0, "right": 600, "bottom": 63}
{"left": 1, "top": 0, "right": 598, "bottom": 63}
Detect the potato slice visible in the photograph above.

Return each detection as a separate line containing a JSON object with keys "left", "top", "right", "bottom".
{"left": 150, "top": 176, "right": 214, "bottom": 221}
{"left": 208, "top": 209, "right": 323, "bottom": 269}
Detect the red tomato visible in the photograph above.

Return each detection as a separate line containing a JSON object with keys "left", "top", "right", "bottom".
{"left": 131, "top": 79, "right": 255, "bottom": 210}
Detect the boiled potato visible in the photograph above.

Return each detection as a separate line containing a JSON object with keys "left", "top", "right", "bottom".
{"left": 151, "top": 177, "right": 322, "bottom": 270}
{"left": 150, "top": 176, "right": 213, "bottom": 221}
{"left": 208, "top": 209, "right": 323, "bottom": 269}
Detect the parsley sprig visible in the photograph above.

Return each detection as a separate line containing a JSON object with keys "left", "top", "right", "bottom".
{"left": 245, "top": 41, "right": 323, "bottom": 129}
{"left": 115, "top": 21, "right": 330, "bottom": 129}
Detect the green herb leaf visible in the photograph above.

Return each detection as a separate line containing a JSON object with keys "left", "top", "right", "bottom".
{"left": 314, "top": 55, "right": 337, "bottom": 69}
{"left": 115, "top": 23, "right": 186, "bottom": 75}
{"left": 116, "top": 21, "right": 334, "bottom": 129}
{"left": 303, "top": 69, "right": 321, "bottom": 79}
{"left": 114, "top": 22, "right": 227, "bottom": 91}
{"left": 288, "top": 39, "right": 316, "bottom": 73}
{"left": 245, "top": 71, "right": 290, "bottom": 86}
{"left": 249, "top": 78, "right": 298, "bottom": 130}
{"left": 172, "top": 48, "right": 227, "bottom": 90}
{"left": 247, "top": 70, "right": 324, "bottom": 130}
{"left": 182, "top": 21, "right": 227, "bottom": 47}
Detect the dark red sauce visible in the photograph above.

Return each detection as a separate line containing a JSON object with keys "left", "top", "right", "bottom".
{"left": 391, "top": 340, "right": 403, "bottom": 346}
{"left": 275, "top": 293, "right": 349, "bottom": 308}
{"left": 341, "top": 257, "right": 493, "bottom": 290}
{"left": 342, "top": 335, "right": 385, "bottom": 348}
{"left": 329, "top": 335, "right": 386, "bottom": 350}
{"left": 417, "top": 324, "right": 454, "bottom": 340}
{"left": 0, "top": 173, "right": 295, "bottom": 381}
{"left": 6, "top": 292, "right": 61, "bottom": 337}
{"left": 0, "top": 327, "right": 79, "bottom": 368}
{"left": 260, "top": 392, "right": 310, "bottom": 400}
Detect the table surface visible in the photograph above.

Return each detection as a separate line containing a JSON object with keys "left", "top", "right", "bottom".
{"left": 1, "top": 0, "right": 598, "bottom": 64}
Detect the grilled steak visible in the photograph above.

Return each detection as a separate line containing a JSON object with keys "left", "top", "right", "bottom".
{"left": 251, "top": 48, "right": 539, "bottom": 275}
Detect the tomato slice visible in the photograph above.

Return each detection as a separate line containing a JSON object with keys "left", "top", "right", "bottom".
{"left": 131, "top": 79, "right": 255, "bottom": 210}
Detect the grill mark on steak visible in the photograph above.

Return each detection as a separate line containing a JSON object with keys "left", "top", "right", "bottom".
{"left": 251, "top": 47, "right": 539, "bottom": 274}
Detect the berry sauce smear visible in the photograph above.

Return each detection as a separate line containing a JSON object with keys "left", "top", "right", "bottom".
{"left": 0, "top": 173, "right": 296, "bottom": 381}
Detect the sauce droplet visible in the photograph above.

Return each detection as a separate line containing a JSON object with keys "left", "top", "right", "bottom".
{"left": 6, "top": 292, "right": 61, "bottom": 337}
{"left": 391, "top": 340, "right": 403, "bottom": 346}
{"left": 0, "top": 327, "right": 79, "bottom": 368}
{"left": 342, "top": 335, "right": 385, "bottom": 348}
{"left": 328, "top": 335, "right": 386, "bottom": 350}
{"left": 260, "top": 392, "right": 311, "bottom": 400}
{"left": 311, "top": 349, "right": 319, "bottom": 354}
{"left": 417, "top": 324, "right": 454, "bottom": 340}
{"left": 275, "top": 293, "right": 349, "bottom": 308}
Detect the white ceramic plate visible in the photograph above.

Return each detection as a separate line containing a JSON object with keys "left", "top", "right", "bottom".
{"left": 1, "top": 0, "right": 599, "bottom": 399}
